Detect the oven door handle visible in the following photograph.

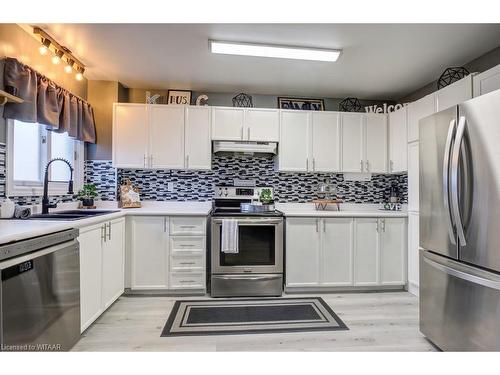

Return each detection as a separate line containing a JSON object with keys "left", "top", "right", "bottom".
{"left": 212, "top": 218, "right": 283, "bottom": 225}
{"left": 215, "top": 275, "right": 282, "bottom": 281}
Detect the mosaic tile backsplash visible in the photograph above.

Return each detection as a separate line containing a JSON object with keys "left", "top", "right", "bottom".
{"left": 0, "top": 141, "right": 407, "bottom": 204}
{"left": 86, "top": 154, "right": 408, "bottom": 204}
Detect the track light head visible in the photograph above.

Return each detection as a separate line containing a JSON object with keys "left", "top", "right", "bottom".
{"left": 75, "top": 66, "right": 85, "bottom": 81}
{"left": 64, "top": 58, "right": 75, "bottom": 73}
{"left": 39, "top": 38, "right": 51, "bottom": 55}
{"left": 52, "top": 49, "right": 64, "bottom": 65}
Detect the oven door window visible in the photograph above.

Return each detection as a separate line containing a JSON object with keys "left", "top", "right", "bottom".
{"left": 220, "top": 225, "right": 276, "bottom": 266}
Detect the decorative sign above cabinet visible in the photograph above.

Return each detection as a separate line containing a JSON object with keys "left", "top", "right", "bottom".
{"left": 364, "top": 103, "right": 408, "bottom": 114}
{"left": 167, "top": 89, "right": 192, "bottom": 105}
{"left": 277, "top": 97, "right": 325, "bottom": 111}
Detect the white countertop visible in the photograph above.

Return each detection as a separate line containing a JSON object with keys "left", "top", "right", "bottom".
{"left": 276, "top": 203, "right": 408, "bottom": 218}
{"left": 0, "top": 200, "right": 212, "bottom": 245}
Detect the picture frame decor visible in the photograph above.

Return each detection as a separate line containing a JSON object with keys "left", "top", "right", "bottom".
{"left": 232, "top": 93, "right": 253, "bottom": 107}
{"left": 167, "top": 89, "right": 192, "bottom": 105}
{"left": 277, "top": 97, "right": 325, "bottom": 111}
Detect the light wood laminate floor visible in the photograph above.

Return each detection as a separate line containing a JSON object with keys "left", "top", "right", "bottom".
{"left": 73, "top": 292, "right": 436, "bottom": 352}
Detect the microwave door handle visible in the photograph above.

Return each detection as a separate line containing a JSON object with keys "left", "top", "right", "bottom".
{"left": 443, "top": 119, "right": 457, "bottom": 245}
{"left": 450, "top": 116, "right": 467, "bottom": 246}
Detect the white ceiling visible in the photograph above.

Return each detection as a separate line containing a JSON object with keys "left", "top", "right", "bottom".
{"left": 33, "top": 24, "right": 500, "bottom": 100}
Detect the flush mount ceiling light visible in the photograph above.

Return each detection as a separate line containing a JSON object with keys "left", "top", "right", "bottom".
{"left": 209, "top": 40, "right": 341, "bottom": 62}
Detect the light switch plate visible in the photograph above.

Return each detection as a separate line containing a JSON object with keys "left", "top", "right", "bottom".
{"left": 167, "top": 182, "right": 174, "bottom": 192}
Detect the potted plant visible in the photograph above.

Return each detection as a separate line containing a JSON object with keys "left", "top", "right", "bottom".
{"left": 259, "top": 188, "right": 273, "bottom": 204}
{"left": 76, "top": 184, "right": 98, "bottom": 208}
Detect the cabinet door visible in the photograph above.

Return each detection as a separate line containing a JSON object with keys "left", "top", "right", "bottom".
{"left": 278, "top": 111, "right": 310, "bottom": 172}
{"left": 408, "top": 212, "right": 420, "bottom": 296}
{"left": 408, "top": 141, "right": 420, "bottom": 212}
{"left": 211, "top": 107, "right": 244, "bottom": 140}
{"left": 365, "top": 114, "right": 388, "bottom": 173}
{"left": 131, "top": 216, "right": 169, "bottom": 289}
{"left": 354, "top": 218, "right": 379, "bottom": 286}
{"left": 185, "top": 106, "right": 211, "bottom": 170}
{"left": 245, "top": 108, "right": 279, "bottom": 142}
{"left": 102, "top": 219, "right": 125, "bottom": 309}
{"left": 341, "top": 113, "right": 364, "bottom": 172}
{"left": 436, "top": 75, "right": 472, "bottom": 111}
{"left": 285, "top": 218, "right": 320, "bottom": 287}
{"left": 149, "top": 105, "right": 185, "bottom": 169}
{"left": 388, "top": 107, "right": 408, "bottom": 172}
{"left": 380, "top": 218, "right": 406, "bottom": 285}
{"left": 322, "top": 218, "right": 353, "bottom": 286}
{"left": 311, "top": 112, "right": 341, "bottom": 172}
{"left": 79, "top": 225, "right": 104, "bottom": 332}
{"left": 113, "top": 104, "right": 148, "bottom": 168}
{"left": 407, "top": 93, "right": 436, "bottom": 142}
{"left": 473, "top": 64, "right": 500, "bottom": 97}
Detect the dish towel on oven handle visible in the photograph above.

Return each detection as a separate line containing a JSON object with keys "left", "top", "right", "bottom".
{"left": 221, "top": 219, "right": 239, "bottom": 253}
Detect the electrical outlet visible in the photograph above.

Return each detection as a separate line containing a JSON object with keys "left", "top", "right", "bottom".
{"left": 167, "top": 182, "right": 174, "bottom": 192}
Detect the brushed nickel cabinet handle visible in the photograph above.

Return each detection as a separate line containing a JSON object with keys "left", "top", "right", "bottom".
{"left": 186, "top": 154, "right": 189, "bottom": 168}
{"left": 247, "top": 127, "right": 250, "bottom": 140}
{"left": 365, "top": 160, "right": 370, "bottom": 172}
{"left": 360, "top": 160, "right": 363, "bottom": 172}
{"left": 101, "top": 225, "right": 106, "bottom": 242}
{"left": 313, "top": 158, "right": 316, "bottom": 171}
{"left": 143, "top": 154, "right": 147, "bottom": 168}
{"left": 180, "top": 262, "right": 196, "bottom": 265}
{"left": 107, "top": 222, "right": 111, "bottom": 240}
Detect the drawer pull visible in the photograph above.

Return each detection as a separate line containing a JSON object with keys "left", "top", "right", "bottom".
{"left": 179, "top": 225, "right": 196, "bottom": 228}
{"left": 179, "top": 280, "right": 196, "bottom": 283}
{"left": 180, "top": 262, "right": 195, "bottom": 265}
{"left": 179, "top": 244, "right": 195, "bottom": 248}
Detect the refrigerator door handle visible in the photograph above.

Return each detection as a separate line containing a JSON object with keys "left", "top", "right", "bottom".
{"left": 422, "top": 251, "right": 500, "bottom": 291}
{"left": 451, "top": 116, "right": 467, "bottom": 246}
{"left": 443, "top": 119, "right": 457, "bottom": 245}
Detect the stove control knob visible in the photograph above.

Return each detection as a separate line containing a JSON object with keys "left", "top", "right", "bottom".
{"left": 224, "top": 188, "right": 228, "bottom": 196}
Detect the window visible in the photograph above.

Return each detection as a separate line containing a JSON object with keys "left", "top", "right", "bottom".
{"left": 7, "top": 119, "right": 84, "bottom": 196}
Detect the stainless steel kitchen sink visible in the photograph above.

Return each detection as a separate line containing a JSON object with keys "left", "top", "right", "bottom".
{"left": 28, "top": 210, "right": 119, "bottom": 221}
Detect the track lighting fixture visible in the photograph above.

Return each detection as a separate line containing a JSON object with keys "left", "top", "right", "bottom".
{"left": 52, "top": 49, "right": 64, "bottom": 65}
{"left": 64, "top": 59, "right": 75, "bottom": 73}
{"left": 75, "top": 66, "right": 85, "bottom": 81}
{"left": 38, "top": 38, "right": 51, "bottom": 55}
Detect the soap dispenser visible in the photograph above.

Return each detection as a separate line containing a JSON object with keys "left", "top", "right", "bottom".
{"left": 1, "top": 197, "right": 16, "bottom": 218}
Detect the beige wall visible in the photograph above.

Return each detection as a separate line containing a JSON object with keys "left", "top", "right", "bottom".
{"left": 0, "top": 23, "right": 88, "bottom": 142}
{"left": 86, "top": 81, "right": 121, "bottom": 160}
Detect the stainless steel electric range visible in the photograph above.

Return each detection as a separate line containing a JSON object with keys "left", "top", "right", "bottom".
{"left": 210, "top": 186, "right": 283, "bottom": 297}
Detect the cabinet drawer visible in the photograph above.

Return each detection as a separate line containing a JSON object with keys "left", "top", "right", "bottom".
{"left": 169, "top": 217, "right": 206, "bottom": 235}
{"left": 171, "top": 253, "right": 205, "bottom": 270}
{"left": 170, "top": 272, "right": 205, "bottom": 289}
{"left": 170, "top": 236, "right": 205, "bottom": 253}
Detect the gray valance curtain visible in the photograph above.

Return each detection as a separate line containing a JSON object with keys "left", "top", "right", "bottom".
{"left": 3, "top": 57, "right": 96, "bottom": 143}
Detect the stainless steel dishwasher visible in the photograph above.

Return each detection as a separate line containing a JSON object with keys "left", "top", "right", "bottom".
{"left": 0, "top": 229, "right": 80, "bottom": 351}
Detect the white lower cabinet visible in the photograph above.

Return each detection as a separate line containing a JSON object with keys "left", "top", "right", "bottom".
{"left": 286, "top": 217, "right": 406, "bottom": 289}
{"left": 285, "top": 218, "right": 321, "bottom": 287}
{"left": 79, "top": 217, "right": 125, "bottom": 332}
{"left": 130, "top": 216, "right": 206, "bottom": 291}
{"left": 130, "top": 216, "right": 169, "bottom": 290}
{"left": 354, "top": 218, "right": 379, "bottom": 286}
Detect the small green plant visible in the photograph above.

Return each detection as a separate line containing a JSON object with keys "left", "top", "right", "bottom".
{"left": 260, "top": 188, "right": 273, "bottom": 204}
{"left": 76, "top": 184, "right": 98, "bottom": 200}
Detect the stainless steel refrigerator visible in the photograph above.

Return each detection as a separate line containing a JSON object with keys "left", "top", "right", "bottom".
{"left": 419, "top": 89, "right": 500, "bottom": 351}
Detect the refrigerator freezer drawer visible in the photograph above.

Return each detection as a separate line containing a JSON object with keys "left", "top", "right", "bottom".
{"left": 419, "top": 250, "right": 500, "bottom": 351}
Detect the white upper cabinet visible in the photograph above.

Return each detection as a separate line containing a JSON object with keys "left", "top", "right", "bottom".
{"left": 473, "top": 64, "right": 500, "bottom": 97}
{"left": 211, "top": 107, "right": 245, "bottom": 140}
{"left": 388, "top": 106, "right": 408, "bottom": 173}
{"left": 407, "top": 93, "right": 436, "bottom": 143}
{"left": 365, "top": 114, "right": 388, "bottom": 173}
{"left": 185, "top": 106, "right": 211, "bottom": 170}
{"left": 113, "top": 104, "right": 211, "bottom": 170}
{"left": 245, "top": 108, "right": 280, "bottom": 142}
{"left": 279, "top": 110, "right": 310, "bottom": 172}
{"left": 310, "top": 112, "right": 341, "bottom": 172}
{"left": 285, "top": 218, "right": 321, "bottom": 287}
{"left": 149, "top": 105, "right": 185, "bottom": 169}
{"left": 341, "top": 113, "right": 364, "bottom": 172}
{"left": 436, "top": 75, "right": 472, "bottom": 111}
{"left": 113, "top": 104, "right": 149, "bottom": 168}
